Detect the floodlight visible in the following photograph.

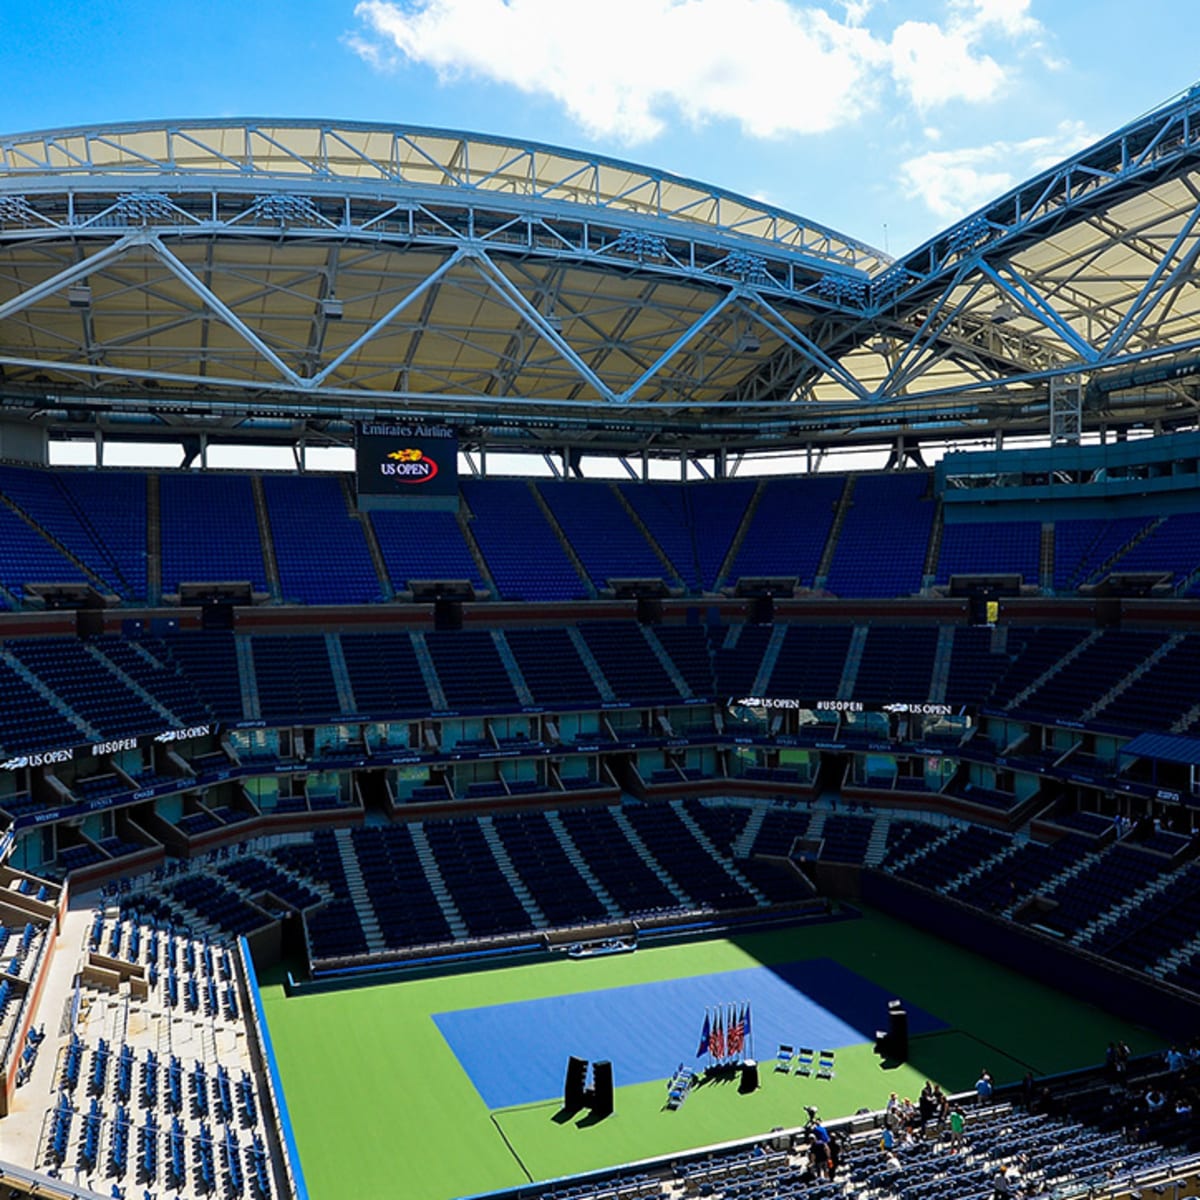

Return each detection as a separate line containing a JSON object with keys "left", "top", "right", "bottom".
{"left": 990, "top": 300, "right": 1019, "bottom": 324}
{"left": 320, "top": 298, "right": 344, "bottom": 320}
{"left": 67, "top": 285, "right": 92, "bottom": 308}
{"left": 736, "top": 331, "right": 761, "bottom": 354}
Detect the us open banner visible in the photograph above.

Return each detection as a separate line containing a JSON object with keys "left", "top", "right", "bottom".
{"left": 355, "top": 421, "right": 459, "bottom": 512}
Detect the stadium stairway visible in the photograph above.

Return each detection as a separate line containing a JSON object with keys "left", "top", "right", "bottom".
{"left": 927, "top": 626, "right": 955, "bottom": 704}
{"left": 406, "top": 822, "right": 470, "bottom": 939}
{"left": 611, "top": 484, "right": 686, "bottom": 589}
{"left": 862, "top": 812, "right": 892, "bottom": 866}
{"left": 1079, "top": 514, "right": 1164, "bottom": 587}
{"left": 669, "top": 800, "right": 767, "bottom": 904}
{"left": 409, "top": 631, "right": 449, "bottom": 712}
{"left": 477, "top": 816, "right": 550, "bottom": 929}
{"left": 491, "top": 630, "right": 535, "bottom": 707}
{"left": 1039, "top": 521, "right": 1055, "bottom": 591}
{"left": 813, "top": 475, "right": 854, "bottom": 588}
{"left": 83, "top": 643, "right": 180, "bottom": 727}
{"left": 885, "top": 824, "right": 960, "bottom": 876}
{"left": 748, "top": 624, "right": 786, "bottom": 696}
{"left": 250, "top": 475, "right": 283, "bottom": 603}
{"left": 804, "top": 809, "right": 826, "bottom": 841}
{"left": 455, "top": 492, "right": 498, "bottom": 598}
{"left": 1003, "top": 842, "right": 1106, "bottom": 919}
{"left": 528, "top": 480, "right": 597, "bottom": 598}
{"left": 343, "top": 476, "right": 394, "bottom": 601}
{"left": 146, "top": 473, "right": 162, "bottom": 605}
{"left": 232, "top": 636, "right": 261, "bottom": 721}
{"left": 1073, "top": 858, "right": 1193, "bottom": 948}
{"left": 731, "top": 801, "right": 770, "bottom": 858}
{"left": 944, "top": 838, "right": 1022, "bottom": 896}
{"left": 1006, "top": 628, "right": 1104, "bottom": 710}
{"left": 566, "top": 626, "right": 618, "bottom": 702}
{"left": 324, "top": 633, "right": 358, "bottom": 715}
{"left": 543, "top": 811, "right": 624, "bottom": 921}
{"left": 332, "top": 828, "right": 387, "bottom": 951}
{"left": 642, "top": 627, "right": 693, "bottom": 699}
{"left": 608, "top": 807, "right": 694, "bottom": 907}
{"left": 1082, "top": 631, "right": 1185, "bottom": 721}
{"left": 0, "top": 647, "right": 99, "bottom": 741}
{"left": 836, "top": 625, "right": 869, "bottom": 700}
{"left": 712, "top": 479, "right": 764, "bottom": 591}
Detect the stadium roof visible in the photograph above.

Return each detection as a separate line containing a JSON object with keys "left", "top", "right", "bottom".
{"left": 1, "top": 91, "right": 1200, "bottom": 458}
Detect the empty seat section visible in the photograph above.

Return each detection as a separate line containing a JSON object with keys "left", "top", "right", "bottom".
{"left": 251, "top": 636, "right": 339, "bottom": 723}
{"left": 1109, "top": 512, "right": 1200, "bottom": 586}
{"left": 768, "top": 625, "right": 853, "bottom": 700}
{"left": 349, "top": 825, "right": 451, "bottom": 949}
{"left": 462, "top": 479, "right": 586, "bottom": 600}
{"left": 422, "top": 818, "right": 532, "bottom": 938}
{"left": 538, "top": 481, "right": 669, "bottom": 589}
{"left": 1097, "top": 633, "right": 1200, "bottom": 730}
{"left": 826, "top": 473, "right": 933, "bottom": 598}
{"left": 713, "top": 625, "right": 773, "bottom": 696}
{"left": 424, "top": 630, "right": 518, "bottom": 711}
{"left": 988, "top": 628, "right": 1091, "bottom": 708}
{"left": 851, "top": 626, "right": 938, "bottom": 704}
{"left": 650, "top": 625, "right": 716, "bottom": 697}
{"left": 89, "top": 637, "right": 212, "bottom": 726}
{"left": 490, "top": 811, "right": 608, "bottom": 926}
{"left": 936, "top": 519, "right": 1042, "bottom": 584}
{"left": 157, "top": 633, "right": 245, "bottom": 722}
{"left": 370, "top": 509, "right": 485, "bottom": 593}
{"left": 339, "top": 632, "right": 432, "bottom": 716}
{"left": 503, "top": 627, "right": 601, "bottom": 708}
{"left": 1015, "top": 630, "right": 1163, "bottom": 721}
{"left": 7, "top": 639, "right": 163, "bottom": 737}
{"left": 578, "top": 623, "right": 678, "bottom": 703}
{"left": 0, "top": 465, "right": 146, "bottom": 598}
{"left": 944, "top": 626, "right": 1014, "bottom": 707}
{"left": 619, "top": 479, "right": 755, "bottom": 591}
{"left": 727, "top": 475, "right": 844, "bottom": 586}
{"left": 623, "top": 804, "right": 754, "bottom": 908}
{"left": 263, "top": 474, "right": 380, "bottom": 604}
{"left": 1053, "top": 516, "right": 1151, "bottom": 590}
{"left": 0, "top": 656, "right": 85, "bottom": 751}
{"left": 557, "top": 806, "right": 682, "bottom": 917}
{"left": 159, "top": 473, "right": 267, "bottom": 594}
{"left": 0, "top": 500, "right": 88, "bottom": 600}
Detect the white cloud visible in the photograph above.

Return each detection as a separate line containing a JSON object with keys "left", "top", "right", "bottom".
{"left": 349, "top": 0, "right": 1063, "bottom": 145}
{"left": 890, "top": 20, "right": 1005, "bottom": 109}
{"left": 898, "top": 118, "right": 1096, "bottom": 220}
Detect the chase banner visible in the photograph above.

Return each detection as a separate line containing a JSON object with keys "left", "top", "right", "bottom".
{"left": 356, "top": 421, "right": 459, "bottom": 512}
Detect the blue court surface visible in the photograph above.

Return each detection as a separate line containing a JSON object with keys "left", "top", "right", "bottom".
{"left": 433, "top": 958, "right": 946, "bottom": 1109}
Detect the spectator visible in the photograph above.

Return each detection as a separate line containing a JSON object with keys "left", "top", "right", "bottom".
{"left": 975, "top": 1069, "right": 994, "bottom": 1106}
{"left": 950, "top": 1105, "right": 966, "bottom": 1152}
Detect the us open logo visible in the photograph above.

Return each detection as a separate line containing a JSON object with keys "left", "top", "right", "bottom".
{"left": 380, "top": 447, "right": 439, "bottom": 484}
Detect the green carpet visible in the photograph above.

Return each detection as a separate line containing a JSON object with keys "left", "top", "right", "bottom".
{"left": 257, "top": 909, "right": 1162, "bottom": 1200}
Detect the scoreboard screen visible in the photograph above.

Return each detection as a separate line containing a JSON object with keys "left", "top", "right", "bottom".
{"left": 355, "top": 421, "right": 459, "bottom": 511}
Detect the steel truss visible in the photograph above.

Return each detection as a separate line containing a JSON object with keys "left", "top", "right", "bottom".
{"left": 0, "top": 104, "right": 1199, "bottom": 452}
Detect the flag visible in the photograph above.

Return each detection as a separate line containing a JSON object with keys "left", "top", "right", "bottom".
{"left": 697, "top": 1012, "right": 710, "bottom": 1058}
{"left": 728, "top": 1005, "right": 744, "bottom": 1058}
{"left": 711, "top": 1009, "right": 725, "bottom": 1060}
{"left": 743, "top": 1003, "right": 752, "bottom": 1054}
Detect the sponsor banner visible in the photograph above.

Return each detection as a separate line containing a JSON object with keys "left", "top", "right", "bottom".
{"left": 355, "top": 421, "right": 458, "bottom": 512}
{"left": 2, "top": 724, "right": 218, "bottom": 773}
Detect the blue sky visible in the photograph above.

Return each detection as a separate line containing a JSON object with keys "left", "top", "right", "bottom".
{"left": 4, "top": 0, "right": 1200, "bottom": 259}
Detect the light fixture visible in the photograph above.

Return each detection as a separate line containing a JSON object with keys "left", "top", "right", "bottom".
{"left": 320, "top": 297, "right": 344, "bottom": 320}
{"left": 869, "top": 336, "right": 890, "bottom": 355}
{"left": 735, "top": 330, "right": 761, "bottom": 354}
{"left": 990, "top": 299, "right": 1019, "bottom": 324}
{"left": 544, "top": 310, "right": 563, "bottom": 334}
{"left": 67, "top": 285, "right": 92, "bottom": 308}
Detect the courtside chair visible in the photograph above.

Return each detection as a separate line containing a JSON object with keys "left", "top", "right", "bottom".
{"left": 795, "top": 1047, "right": 815, "bottom": 1076}
{"left": 774, "top": 1044, "right": 794, "bottom": 1072}
{"left": 817, "top": 1049, "right": 836, "bottom": 1079}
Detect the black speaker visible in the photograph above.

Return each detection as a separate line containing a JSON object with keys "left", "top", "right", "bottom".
{"left": 564, "top": 1056, "right": 588, "bottom": 1111}
{"left": 591, "top": 1060, "right": 614, "bottom": 1118}
{"left": 888, "top": 1005, "right": 909, "bottom": 1059}
{"left": 434, "top": 597, "right": 463, "bottom": 631}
